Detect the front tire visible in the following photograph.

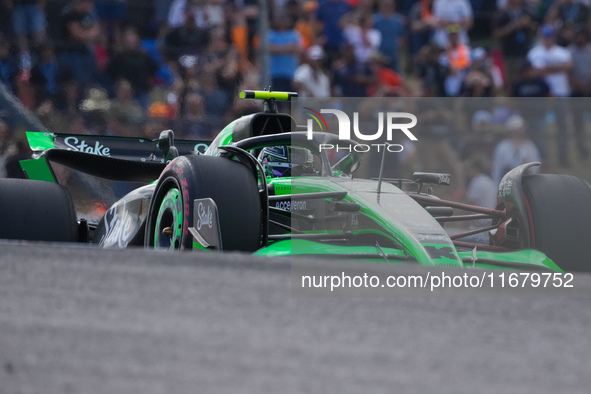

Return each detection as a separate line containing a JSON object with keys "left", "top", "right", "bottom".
{"left": 145, "top": 155, "right": 262, "bottom": 251}
{"left": 522, "top": 174, "right": 591, "bottom": 271}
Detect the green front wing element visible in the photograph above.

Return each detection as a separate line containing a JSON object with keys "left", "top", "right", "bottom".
{"left": 240, "top": 90, "right": 298, "bottom": 101}
{"left": 255, "top": 240, "right": 562, "bottom": 271}
{"left": 255, "top": 239, "right": 408, "bottom": 262}
{"left": 457, "top": 250, "right": 563, "bottom": 271}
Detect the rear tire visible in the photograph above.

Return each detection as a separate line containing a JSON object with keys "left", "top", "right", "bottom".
{"left": 522, "top": 174, "right": 591, "bottom": 271}
{"left": 146, "top": 155, "right": 262, "bottom": 251}
{"left": 0, "top": 179, "right": 78, "bottom": 242}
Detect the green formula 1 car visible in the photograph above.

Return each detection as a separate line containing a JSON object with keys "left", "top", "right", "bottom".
{"left": 2, "top": 91, "right": 591, "bottom": 272}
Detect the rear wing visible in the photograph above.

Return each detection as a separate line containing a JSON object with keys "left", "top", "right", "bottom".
{"left": 25, "top": 131, "right": 210, "bottom": 162}
{"left": 21, "top": 131, "right": 211, "bottom": 183}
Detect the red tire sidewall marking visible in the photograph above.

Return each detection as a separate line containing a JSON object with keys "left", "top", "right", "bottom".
{"left": 174, "top": 165, "right": 192, "bottom": 238}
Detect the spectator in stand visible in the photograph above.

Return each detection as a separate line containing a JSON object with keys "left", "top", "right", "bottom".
{"left": 175, "top": 91, "right": 219, "bottom": 140}
{"left": 569, "top": 28, "right": 591, "bottom": 160}
{"left": 316, "top": 0, "right": 352, "bottom": 63}
{"left": 168, "top": 0, "right": 224, "bottom": 29}
{"left": 160, "top": 76, "right": 184, "bottom": 117}
{"left": 455, "top": 109, "right": 486, "bottom": 160}
{"left": 226, "top": 3, "right": 249, "bottom": 64}
{"left": 123, "top": 1, "right": 152, "bottom": 38}
{"left": 293, "top": 45, "right": 331, "bottom": 97}
{"left": 30, "top": 42, "right": 72, "bottom": 101}
{"left": 107, "top": 25, "right": 159, "bottom": 111}
{"left": 205, "top": 0, "right": 225, "bottom": 28}
{"left": 232, "top": 0, "right": 260, "bottom": 62}
{"left": 527, "top": 24, "right": 572, "bottom": 166}
{"left": 339, "top": 0, "right": 376, "bottom": 33}
{"left": 108, "top": 78, "right": 143, "bottom": 135}
{"left": 294, "top": 1, "right": 319, "bottom": 49}
{"left": 140, "top": 35, "right": 175, "bottom": 88}
{"left": 569, "top": 28, "right": 591, "bottom": 97}
{"left": 154, "top": 0, "right": 174, "bottom": 37}
{"left": 546, "top": 0, "right": 591, "bottom": 47}
{"left": 345, "top": 0, "right": 376, "bottom": 20}
{"left": 286, "top": 0, "right": 301, "bottom": 26}
{"left": 198, "top": 69, "right": 228, "bottom": 118}
{"left": 492, "top": 0, "right": 537, "bottom": 88}
{"left": 413, "top": 99, "right": 466, "bottom": 197}
{"left": 36, "top": 97, "right": 68, "bottom": 134}
{"left": 59, "top": 0, "right": 100, "bottom": 90}
{"left": 471, "top": 109, "right": 493, "bottom": 134}
{"left": 343, "top": 13, "right": 381, "bottom": 65}
{"left": 367, "top": 51, "right": 408, "bottom": 96}
{"left": 268, "top": 13, "right": 302, "bottom": 92}
{"left": 95, "top": 0, "right": 127, "bottom": 48}
{"left": 225, "top": 2, "right": 261, "bottom": 67}
{"left": 164, "top": 2, "right": 211, "bottom": 61}
{"left": 417, "top": 43, "right": 448, "bottom": 96}
{"left": 491, "top": 114, "right": 540, "bottom": 185}
{"left": 373, "top": 0, "right": 406, "bottom": 73}
{"left": 57, "top": 79, "right": 81, "bottom": 119}
{"left": 79, "top": 87, "right": 112, "bottom": 135}
{"left": 8, "top": 0, "right": 47, "bottom": 71}
{"left": 203, "top": 26, "right": 229, "bottom": 67}
{"left": 460, "top": 48, "right": 502, "bottom": 97}
{"left": 461, "top": 65, "right": 493, "bottom": 97}
{"left": 439, "top": 24, "right": 471, "bottom": 96}
{"left": 511, "top": 60, "right": 550, "bottom": 158}
{"left": 464, "top": 154, "right": 497, "bottom": 227}
{"left": 332, "top": 43, "right": 373, "bottom": 97}
{"left": 145, "top": 101, "right": 173, "bottom": 138}
{"left": 459, "top": 108, "right": 498, "bottom": 160}
{"left": 0, "top": 35, "right": 18, "bottom": 93}
{"left": 512, "top": 60, "right": 550, "bottom": 97}
{"left": 168, "top": 0, "right": 193, "bottom": 28}
{"left": 409, "top": 0, "right": 436, "bottom": 66}
{"left": 214, "top": 47, "right": 243, "bottom": 107}
{"left": 432, "top": 0, "right": 473, "bottom": 47}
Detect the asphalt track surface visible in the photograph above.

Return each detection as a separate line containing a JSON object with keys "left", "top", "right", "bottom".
{"left": 1, "top": 242, "right": 591, "bottom": 394}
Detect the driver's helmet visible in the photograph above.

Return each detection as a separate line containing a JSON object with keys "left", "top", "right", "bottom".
{"left": 258, "top": 146, "right": 316, "bottom": 177}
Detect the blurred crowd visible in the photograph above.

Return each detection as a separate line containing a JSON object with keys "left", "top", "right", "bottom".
{"left": 0, "top": 0, "right": 590, "bottom": 190}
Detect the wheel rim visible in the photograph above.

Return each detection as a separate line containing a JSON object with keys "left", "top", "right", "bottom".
{"left": 153, "top": 188, "right": 183, "bottom": 250}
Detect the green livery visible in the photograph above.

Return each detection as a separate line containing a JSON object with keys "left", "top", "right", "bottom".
{"left": 10, "top": 90, "right": 591, "bottom": 273}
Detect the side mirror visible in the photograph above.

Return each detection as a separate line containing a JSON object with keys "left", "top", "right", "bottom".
{"left": 331, "top": 151, "right": 363, "bottom": 175}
